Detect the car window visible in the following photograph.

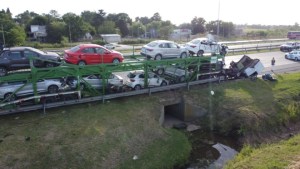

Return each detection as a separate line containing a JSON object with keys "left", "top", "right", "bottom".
{"left": 70, "top": 46, "right": 81, "bottom": 52}
{"left": 147, "top": 42, "right": 158, "bottom": 47}
{"left": 108, "top": 74, "right": 114, "bottom": 79}
{"left": 139, "top": 74, "right": 145, "bottom": 78}
{"left": 24, "top": 50, "right": 39, "bottom": 58}
{"left": 88, "top": 75, "right": 100, "bottom": 79}
{"left": 191, "top": 39, "right": 200, "bottom": 44}
{"left": 9, "top": 51, "right": 22, "bottom": 59}
{"left": 0, "top": 51, "right": 8, "bottom": 57}
{"left": 95, "top": 47, "right": 105, "bottom": 54}
{"left": 127, "top": 73, "right": 136, "bottom": 78}
{"left": 82, "top": 48, "right": 95, "bottom": 54}
{"left": 169, "top": 43, "right": 177, "bottom": 48}
{"left": 159, "top": 43, "right": 169, "bottom": 48}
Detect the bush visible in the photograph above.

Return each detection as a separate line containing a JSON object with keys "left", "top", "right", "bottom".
{"left": 92, "top": 39, "right": 106, "bottom": 45}
{"left": 122, "top": 39, "right": 152, "bottom": 45}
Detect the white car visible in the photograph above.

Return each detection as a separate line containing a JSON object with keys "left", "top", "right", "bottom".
{"left": 0, "top": 79, "right": 64, "bottom": 101}
{"left": 104, "top": 43, "right": 116, "bottom": 50}
{"left": 67, "top": 73, "right": 124, "bottom": 90}
{"left": 185, "top": 38, "right": 226, "bottom": 56}
{"left": 126, "top": 70, "right": 168, "bottom": 90}
{"left": 140, "top": 40, "right": 188, "bottom": 60}
{"left": 285, "top": 50, "right": 300, "bottom": 61}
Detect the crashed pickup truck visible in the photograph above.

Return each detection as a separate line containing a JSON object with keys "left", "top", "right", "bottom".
{"left": 225, "top": 55, "right": 264, "bottom": 79}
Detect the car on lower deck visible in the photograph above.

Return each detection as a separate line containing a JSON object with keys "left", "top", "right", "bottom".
{"left": 126, "top": 70, "right": 168, "bottom": 90}
{"left": 0, "top": 79, "right": 64, "bottom": 102}
{"left": 140, "top": 40, "right": 188, "bottom": 60}
{"left": 67, "top": 73, "right": 124, "bottom": 90}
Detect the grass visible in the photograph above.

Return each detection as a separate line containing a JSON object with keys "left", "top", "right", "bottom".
{"left": 225, "top": 134, "right": 300, "bottom": 169}
{"left": 0, "top": 97, "right": 191, "bottom": 169}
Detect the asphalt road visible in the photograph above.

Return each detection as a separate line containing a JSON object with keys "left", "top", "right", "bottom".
{"left": 224, "top": 51, "right": 300, "bottom": 74}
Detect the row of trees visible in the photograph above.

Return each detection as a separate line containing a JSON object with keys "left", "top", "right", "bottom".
{"left": 1, "top": 8, "right": 236, "bottom": 46}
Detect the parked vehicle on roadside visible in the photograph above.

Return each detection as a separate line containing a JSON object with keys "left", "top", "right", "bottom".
{"left": 184, "top": 38, "right": 227, "bottom": 56}
{"left": 287, "top": 31, "right": 300, "bottom": 39}
{"left": 0, "top": 47, "right": 61, "bottom": 76}
{"left": 280, "top": 42, "right": 300, "bottom": 52}
{"left": 64, "top": 44, "right": 124, "bottom": 66}
{"left": 104, "top": 43, "right": 116, "bottom": 50}
{"left": 140, "top": 40, "right": 188, "bottom": 60}
{"left": 67, "top": 73, "right": 124, "bottom": 90}
{"left": 0, "top": 79, "right": 64, "bottom": 102}
{"left": 126, "top": 70, "right": 168, "bottom": 90}
{"left": 285, "top": 50, "right": 300, "bottom": 61}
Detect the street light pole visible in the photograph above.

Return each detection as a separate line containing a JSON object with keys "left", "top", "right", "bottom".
{"left": 1, "top": 24, "right": 5, "bottom": 46}
{"left": 217, "top": 0, "right": 220, "bottom": 36}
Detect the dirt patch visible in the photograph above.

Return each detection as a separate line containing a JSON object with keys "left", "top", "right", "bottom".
{"left": 287, "top": 155, "right": 300, "bottom": 169}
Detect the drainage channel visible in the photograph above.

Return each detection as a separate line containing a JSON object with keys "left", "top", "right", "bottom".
{"left": 162, "top": 103, "right": 241, "bottom": 169}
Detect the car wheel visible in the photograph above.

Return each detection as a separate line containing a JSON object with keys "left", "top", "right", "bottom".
{"left": 78, "top": 61, "right": 86, "bottom": 66}
{"left": 48, "top": 85, "right": 59, "bottom": 94}
{"left": 197, "top": 50, "right": 204, "bottom": 57}
{"left": 0, "top": 67, "right": 7, "bottom": 77}
{"left": 112, "top": 59, "right": 120, "bottom": 64}
{"left": 4, "top": 93, "right": 16, "bottom": 102}
{"left": 180, "top": 52, "right": 187, "bottom": 59}
{"left": 134, "top": 85, "right": 142, "bottom": 90}
{"left": 157, "top": 68, "right": 165, "bottom": 75}
{"left": 155, "top": 54, "right": 162, "bottom": 60}
{"left": 295, "top": 57, "right": 299, "bottom": 61}
{"left": 178, "top": 76, "right": 185, "bottom": 83}
{"left": 161, "top": 81, "right": 167, "bottom": 86}
{"left": 45, "top": 62, "right": 55, "bottom": 68}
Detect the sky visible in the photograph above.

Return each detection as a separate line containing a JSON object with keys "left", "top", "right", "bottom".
{"left": 1, "top": 0, "right": 300, "bottom": 26}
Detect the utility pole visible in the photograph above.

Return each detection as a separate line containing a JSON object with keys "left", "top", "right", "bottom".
{"left": 1, "top": 24, "right": 5, "bottom": 46}
{"left": 217, "top": 0, "right": 220, "bottom": 37}
{"left": 69, "top": 24, "right": 72, "bottom": 43}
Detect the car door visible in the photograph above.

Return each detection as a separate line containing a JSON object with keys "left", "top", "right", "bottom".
{"left": 168, "top": 43, "right": 181, "bottom": 58}
{"left": 148, "top": 73, "right": 160, "bottom": 87}
{"left": 158, "top": 43, "right": 169, "bottom": 58}
{"left": 138, "top": 74, "right": 145, "bottom": 87}
{"left": 81, "top": 47, "right": 98, "bottom": 64}
{"left": 96, "top": 47, "right": 112, "bottom": 63}
{"left": 7, "top": 51, "right": 25, "bottom": 70}
{"left": 24, "top": 50, "right": 41, "bottom": 67}
{"left": 86, "top": 75, "right": 102, "bottom": 89}
{"left": 35, "top": 79, "right": 47, "bottom": 93}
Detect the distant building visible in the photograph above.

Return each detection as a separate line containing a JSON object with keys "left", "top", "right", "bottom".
{"left": 101, "top": 34, "right": 121, "bottom": 43}
{"left": 170, "top": 29, "right": 191, "bottom": 41}
{"left": 29, "top": 25, "right": 47, "bottom": 41}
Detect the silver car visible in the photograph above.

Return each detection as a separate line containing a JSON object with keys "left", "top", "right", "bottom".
{"left": 140, "top": 40, "right": 188, "bottom": 60}
{"left": 126, "top": 70, "right": 168, "bottom": 90}
{"left": 67, "top": 73, "right": 124, "bottom": 90}
{"left": 0, "top": 79, "right": 64, "bottom": 102}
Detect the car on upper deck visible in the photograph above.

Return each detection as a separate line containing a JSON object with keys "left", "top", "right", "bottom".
{"left": 0, "top": 47, "right": 61, "bottom": 76}
{"left": 64, "top": 44, "right": 124, "bottom": 66}
{"left": 140, "top": 40, "right": 188, "bottom": 60}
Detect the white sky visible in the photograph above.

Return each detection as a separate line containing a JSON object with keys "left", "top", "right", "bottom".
{"left": 2, "top": 0, "right": 300, "bottom": 26}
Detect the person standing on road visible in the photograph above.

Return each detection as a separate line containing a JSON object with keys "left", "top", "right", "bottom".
{"left": 271, "top": 57, "right": 275, "bottom": 71}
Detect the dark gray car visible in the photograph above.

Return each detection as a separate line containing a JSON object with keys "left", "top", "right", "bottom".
{"left": 0, "top": 47, "right": 61, "bottom": 76}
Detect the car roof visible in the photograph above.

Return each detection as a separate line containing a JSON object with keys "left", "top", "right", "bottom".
{"left": 152, "top": 40, "right": 174, "bottom": 43}
{"left": 79, "top": 44, "right": 102, "bottom": 48}
{"left": 5, "top": 46, "right": 36, "bottom": 51}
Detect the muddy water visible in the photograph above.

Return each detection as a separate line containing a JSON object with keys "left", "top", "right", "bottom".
{"left": 181, "top": 129, "right": 241, "bottom": 169}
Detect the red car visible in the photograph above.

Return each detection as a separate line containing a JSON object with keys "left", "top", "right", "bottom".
{"left": 64, "top": 44, "right": 124, "bottom": 65}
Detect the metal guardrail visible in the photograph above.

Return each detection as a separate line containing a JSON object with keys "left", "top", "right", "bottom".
{"left": 227, "top": 44, "right": 281, "bottom": 55}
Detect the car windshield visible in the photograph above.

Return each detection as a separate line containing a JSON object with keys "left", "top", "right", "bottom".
{"left": 147, "top": 42, "right": 158, "bottom": 47}
{"left": 70, "top": 45, "right": 81, "bottom": 52}
{"left": 190, "top": 39, "right": 200, "bottom": 44}
{"left": 127, "top": 73, "right": 136, "bottom": 78}
{"left": 286, "top": 43, "right": 293, "bottom": 46}
{"left": 28, "top": 47, "right": 45, "bottom": 54}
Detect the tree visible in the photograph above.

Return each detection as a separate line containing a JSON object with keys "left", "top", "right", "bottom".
{"left": 206, "top": 20, "right": 235, "bottom": 37}
{"left": 178, "top": 23, "right": 192, "bottom": 30}
{"left": 15, "top": 10, "right": 38, "bottom": 27}
{"left": 191, "top": 17, "right": 206, "bottom": 34}
{"left": 151, "top": 12, "right": 161, "bottom": 22}
{"left": 81, "top": 10, "right": 106, "bottom": 33}
{"left": 62, "top": 13, "right": 91, "bottom": 41}
{"left": 135, "top": 16, "right": 151, "bottom": 25}
{"left": 107, "top": 13, "right": 132, "bottom": 37}
{"left": 46, "top": 21, "right": 66, "bottom": 43}
{"left": 6, "top": 26, "right": 26, "bottom": 46}
{"left": 30, "top": 15, "right": 48, "bottom": 25}
{"left": 130, "top": 22, "right": 145, "bottom": 37}
{"left": 98, "top": 21, "right": 116, "bottom": 34}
